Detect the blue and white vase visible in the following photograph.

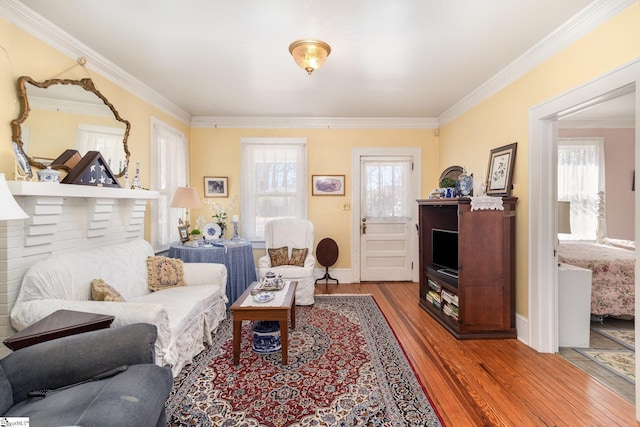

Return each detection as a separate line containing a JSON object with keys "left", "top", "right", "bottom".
{"left": 443, "top": 187, "right": 455, "bottom": 198}
{"left": 252, "top": 321, "right": 281, "bottom": 354}
{"left": 458, "top": 168, "right": 473, "bottom": 196}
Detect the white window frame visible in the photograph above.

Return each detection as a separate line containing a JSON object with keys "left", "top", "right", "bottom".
{"left": 557, "top": 137, "right": 606, "bottom": 241}
{"left": 150, "top": 117, "right": 188, "bottom": 252}
{"left": 241, "top": 137, "right": 307, "bottom": 246}
{"left": 76, "top": 124, "right": 126, "bottom": 171}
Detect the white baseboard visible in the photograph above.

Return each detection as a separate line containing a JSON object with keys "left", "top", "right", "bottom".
{"left": 516, "top": 313, "right": 529, "bottom": 346}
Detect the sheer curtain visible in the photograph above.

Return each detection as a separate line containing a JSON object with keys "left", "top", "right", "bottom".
{"left": 362, "top": 157, "right": 412, "bottom": 219}
{"left": 557, "top": 137, "right": 605, "bottom": 240}
{"left": 241, "top": 137, "right": 307, "bottom": 243}
{"left": 76, "top": 124, "right": 126, "bottom": 170}
{"left": 150, "top": 118, "right": 188, "bottom": 251}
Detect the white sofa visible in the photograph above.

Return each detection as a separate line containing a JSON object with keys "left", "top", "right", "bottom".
{"left": 10, "top": 239, "right": 227, "bottom": 376}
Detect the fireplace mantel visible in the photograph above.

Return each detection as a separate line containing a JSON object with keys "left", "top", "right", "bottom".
{"left": 7, "top": 180, "right": 158, "bottom": 252}
{"left": 8, "top": 181, "right": 159, "bottom": 200}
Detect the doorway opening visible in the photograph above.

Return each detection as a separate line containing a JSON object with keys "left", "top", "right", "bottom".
{"left": 528, "top": 59, "right": 638, "bottom": 413}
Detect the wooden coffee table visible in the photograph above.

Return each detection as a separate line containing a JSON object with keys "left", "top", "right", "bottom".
{"left": 230, "top": 280, "right": 297, "bottom": 365}
{"left": 3, "top": 309, "right": 115, "bottom": 351}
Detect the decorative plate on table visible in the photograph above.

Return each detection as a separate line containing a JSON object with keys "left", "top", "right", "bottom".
{"left": 203, "top": 222, "right": 222, "bottom": 240}
{"left": 253, "top": 291, "right": 275, "bottom": 303}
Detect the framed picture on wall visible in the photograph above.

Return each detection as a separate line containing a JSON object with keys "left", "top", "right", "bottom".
{"left": 312, "top": 175, "right": 345, "bottom": 196}
{"left": 485, "top": 143, "right": 517, "bottom": 196}
{"left": 204, "top": 176, "right": 228, "bottom": 197}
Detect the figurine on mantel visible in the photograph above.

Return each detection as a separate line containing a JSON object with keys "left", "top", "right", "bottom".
{"left": 131, "top": 161, "right": 141, "bottom": 190}
{"left": 124, "top": 161, "right": 130, "bottom": 188}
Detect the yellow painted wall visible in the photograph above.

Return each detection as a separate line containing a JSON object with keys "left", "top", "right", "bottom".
{"left": 189, "top": 127, "right": 438, "bottom": 265}
{"left": 2, "top": 3, "right": 638, "bottom": 317}
{"left": 0, "top": 18, "right": 190, "bottom": 241}
{"left": 438, "top": 3, "right": 640, "bottom": 317}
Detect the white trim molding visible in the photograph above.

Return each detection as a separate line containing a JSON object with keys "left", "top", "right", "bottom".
{"left": 438, "top": 0, "right": 635, "bottom": 126}
{"left": 3, "top": 0, "right": 633, "bottom": 129}
{"left": 191, "top": 116, "right": 438, "bottom": 130}
{"left": 527, "top": 58, "right": 639, "bottom": 354}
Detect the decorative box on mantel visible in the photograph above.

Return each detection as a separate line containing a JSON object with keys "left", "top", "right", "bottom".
{"left": 0, "top": 181, "right": 158, "bottom": 355}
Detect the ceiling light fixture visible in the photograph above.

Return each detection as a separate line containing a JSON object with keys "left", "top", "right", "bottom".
{"left": 288, "top": 39, "right": 331, "bottom": 75}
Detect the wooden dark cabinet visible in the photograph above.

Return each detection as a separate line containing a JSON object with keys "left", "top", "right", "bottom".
{"left": 417, "top": 197, "right": 517, "bottom": 339}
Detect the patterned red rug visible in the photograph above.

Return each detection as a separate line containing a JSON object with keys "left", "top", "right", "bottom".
{"left": 166, "top": 295, "right": 443, "bottom": 426}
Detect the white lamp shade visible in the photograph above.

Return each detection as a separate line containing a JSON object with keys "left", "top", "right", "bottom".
{"left": 557, "top": 201, "right": 571, "bottom": 234}
{"left": 170, "top": 187, "right": 201, "bottom": 209}
{"left": 0, "top": 173, "right": 28, "bottom": 220}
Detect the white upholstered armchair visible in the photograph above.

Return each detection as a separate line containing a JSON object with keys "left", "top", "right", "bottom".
{"left": 258, "top": 218, "right": 316, "bottom": 305}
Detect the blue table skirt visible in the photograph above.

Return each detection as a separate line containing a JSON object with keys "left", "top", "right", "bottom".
{"left": 168, "top": 241, "right": 257, "bottom": 306}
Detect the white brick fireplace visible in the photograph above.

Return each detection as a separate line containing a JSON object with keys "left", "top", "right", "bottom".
{"left": 0, "top": 181, "right": 158, "bottom": 354}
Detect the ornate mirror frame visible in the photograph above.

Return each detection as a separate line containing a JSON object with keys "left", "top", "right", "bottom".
{"left": 10, "top": 76, "right": 131, "bottom": 177}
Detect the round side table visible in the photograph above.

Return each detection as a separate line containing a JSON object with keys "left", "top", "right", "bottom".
{"left": 315, "top": 237, "right": 339, "bottom": 286}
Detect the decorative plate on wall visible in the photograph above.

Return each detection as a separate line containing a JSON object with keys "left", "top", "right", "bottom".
{"left": 438, "top": 165, "right": 463, "bottom": 183}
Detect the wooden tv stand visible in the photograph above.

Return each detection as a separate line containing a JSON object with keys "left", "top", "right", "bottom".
{"left": 417, "top": 197, "right": 517, "bottom": 339}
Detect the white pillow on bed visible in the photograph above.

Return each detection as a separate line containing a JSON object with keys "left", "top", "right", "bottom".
{"left": 603, "top": 238, "right": 635, "bottom": 250}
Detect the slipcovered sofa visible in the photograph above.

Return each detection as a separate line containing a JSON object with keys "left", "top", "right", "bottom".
{"left": 0, "top": 323, "right": 172, "bottom": 427}
{"left": 10, "top": 239, "right": 228, "bottom": 376}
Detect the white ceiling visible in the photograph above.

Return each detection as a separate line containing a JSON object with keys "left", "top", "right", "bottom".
{"left": 11, "top": 0, "right": 633, "bottom": 124}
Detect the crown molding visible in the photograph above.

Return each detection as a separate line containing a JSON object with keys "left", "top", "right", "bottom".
{"left": 1, "top": 0, "right": 192, "bottom": 125}
{"left": 191, "top": 116, "right": 438, "bottom": 129}
{"left": 4, "top": 0, "right": 632, "bottom": 130}
{"left": 438, "top": 0, "right": 636, "bottom": 126}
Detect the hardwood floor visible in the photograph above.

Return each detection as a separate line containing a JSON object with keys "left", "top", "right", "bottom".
{"left": 559, "top": 317, "right": 635, "bottom": 402}
{"left": 315, "top": 282, "right": 638, "bottom": 426}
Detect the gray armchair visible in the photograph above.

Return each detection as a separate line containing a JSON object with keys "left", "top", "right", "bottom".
{"left": 0, "top": 323, "right": 172, "bottom": 427}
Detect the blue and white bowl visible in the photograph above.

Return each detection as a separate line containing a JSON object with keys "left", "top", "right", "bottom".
{"left": 37, "top": 166, "right": 61, "bottom": 183}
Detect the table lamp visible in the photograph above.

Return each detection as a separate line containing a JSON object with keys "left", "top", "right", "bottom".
{"left": 557, "top": 200, "right": 571, "bottom": 266}
{"left": 170, "top": 187, "right": 201, "bottom": 229}
{"left": 557, "top": 201, "right": 571, "bottom": 235}
{"left": 0, "top": 173, "right": 28, "bottom": 220}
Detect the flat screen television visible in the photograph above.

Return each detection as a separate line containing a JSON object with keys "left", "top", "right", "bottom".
{"left": 431, "top": 228, "right": 459, "bottom": 279}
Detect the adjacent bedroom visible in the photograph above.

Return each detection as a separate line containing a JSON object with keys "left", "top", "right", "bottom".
{"left": 556, "top": 92, "right": 636, "bottom": 403}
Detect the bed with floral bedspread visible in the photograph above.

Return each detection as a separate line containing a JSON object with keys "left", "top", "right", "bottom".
{"left": 558, "top": 240, "right": 635, "bottom": 318}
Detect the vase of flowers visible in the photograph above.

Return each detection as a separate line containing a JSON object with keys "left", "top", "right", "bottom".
{"left": 202, "top": 196, "right": 237, "bottom": 239}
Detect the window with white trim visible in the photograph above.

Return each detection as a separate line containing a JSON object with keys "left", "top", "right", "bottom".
{"left": 241, "top": 137, "right": 307, "bottom": 242}
{"left": 76, "top": 124, "right": 126, "bottom": 171}
{"left": 151, "top": 118, "right": 188, "bottom": 251}
{"left": 557, "top": 137, "right": 605, "bottom": 240}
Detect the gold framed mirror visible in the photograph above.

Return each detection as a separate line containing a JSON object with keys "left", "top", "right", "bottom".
{"left": 10, "top": 76, "right": 131, "bottom": 177}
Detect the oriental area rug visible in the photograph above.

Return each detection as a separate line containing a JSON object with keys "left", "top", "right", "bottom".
{"left": 166, "top": 295, "right": 443, "bottom": 426}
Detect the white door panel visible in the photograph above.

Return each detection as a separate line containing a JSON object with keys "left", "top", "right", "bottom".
{"left": 360, "top": 156, "right": 413, "bottom": 281}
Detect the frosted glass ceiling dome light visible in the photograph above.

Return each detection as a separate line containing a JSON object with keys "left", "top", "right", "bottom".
{"left": 288, "top": 40, "right": 331, "bottom": 75}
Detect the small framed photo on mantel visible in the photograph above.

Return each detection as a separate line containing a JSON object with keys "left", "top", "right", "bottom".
{"left": 485, "top": 143, "right": 517, "bottom": 197}
{"left": 204, "top": 176, "right": 228, "bottom": 197}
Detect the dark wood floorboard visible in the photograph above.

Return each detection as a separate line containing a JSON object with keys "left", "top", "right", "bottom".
{"left": 315, "top": 282, "right": 639, "bottom": 426}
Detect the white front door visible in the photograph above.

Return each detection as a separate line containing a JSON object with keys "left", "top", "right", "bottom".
{"left": 359, "top": 155, "right": 414, "bottom": 281}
